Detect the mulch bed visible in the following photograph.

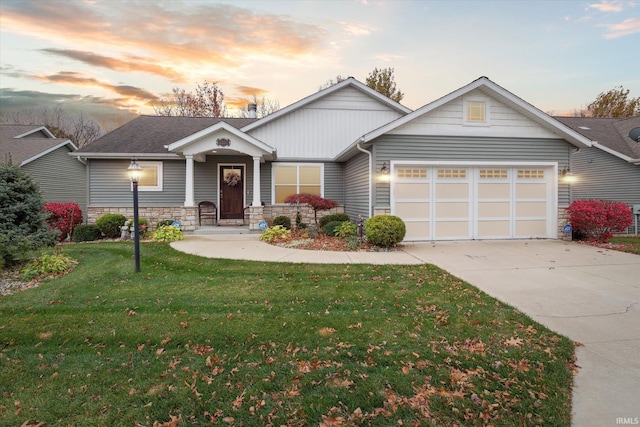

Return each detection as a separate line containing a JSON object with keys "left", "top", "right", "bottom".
{"left": 273, "top": 230, "right": 401, "bottom": 252}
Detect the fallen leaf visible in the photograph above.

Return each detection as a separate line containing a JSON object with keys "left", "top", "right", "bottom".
{"left": 504, "top": 337, "right": 523, "bottom": 348}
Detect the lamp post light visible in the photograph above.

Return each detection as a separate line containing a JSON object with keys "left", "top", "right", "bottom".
{"left": 128, "top": 159, "right": 142, "bottom": 273}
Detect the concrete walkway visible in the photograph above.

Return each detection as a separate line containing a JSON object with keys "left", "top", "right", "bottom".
{"left": 172, "top": 236, "right": 640, "bottom": 427}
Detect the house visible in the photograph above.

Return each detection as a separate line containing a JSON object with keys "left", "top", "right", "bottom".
{"left": 0, "top": 124, "right": 86, "bottom": 213}
{"left": 553, "top": 116, "right": 640, "bottom": 207}
{"left": 73, "top": 77, "right": 593, "bottom": 241}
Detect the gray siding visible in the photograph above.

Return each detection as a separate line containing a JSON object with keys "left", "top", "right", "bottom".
{"left": 344, "top": 151, "right": 370, "bottom": 219}
{"left": 261, "top": 162, "right": 272, "bottom": 205}
{"left": 372, "top": 135, "right": 573, "bottom": 207}
{"left": 323, "top": 162, "right": 344, "bottom": 205}
{"left": 572, "top": 147, "right": 640, "bottom": 205}
{"left": 88, "top": 159, "right": 186, "bottom": 207}
{"left": 195, "top": 155, "right": 255, "bottom": 206}
{"left": 23, "top": 146, "right": 87, "bottom": 214}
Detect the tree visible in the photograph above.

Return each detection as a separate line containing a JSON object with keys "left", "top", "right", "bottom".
{"left": 237, "top": 94, "right": 280, "bottom": 118}
{"left": 153, "top": 81, "right": 226, "bottom": 117}
{"left": 0, "top": 163, "right": 58, "bottom": 267}
{"left": 1, "top": 106, "right": 103, "bottom": 147}
{"left": 365, "top": 67, "right": 404, "bottom": 103}
{"left": 584, "top": 86, "right": 639, "bottom": 118}
{"left": 284, "top": 193, "right": 338, "bottom": 225}
{"left": 319, "top": 75, "right": 348, "bottom": 91}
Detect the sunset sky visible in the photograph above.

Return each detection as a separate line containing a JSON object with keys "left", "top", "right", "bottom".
{"left": 1, "top": 0, "right": 639, "bottom": 127}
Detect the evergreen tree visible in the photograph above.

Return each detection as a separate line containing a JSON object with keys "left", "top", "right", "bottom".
{"left": 0, "top": 163, "right": 58, "bottom": 267}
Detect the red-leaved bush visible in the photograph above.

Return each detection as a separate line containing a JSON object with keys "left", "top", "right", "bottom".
{"left": 44, "top": 202, "right": 83, "bottom": 241}
{"left": 567, "top": 199, "right": 632, "bottom": 242}
{"left": 284, "top": 193, "right": 338, "bottom": 225}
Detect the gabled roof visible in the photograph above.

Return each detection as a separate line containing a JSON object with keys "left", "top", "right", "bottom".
{"left": 240, "top": 77, "right": 412, "bottom": 133}
{"left": 554, "top": 116, "right": 640, "bottom": 163}
{"left": 75, "top": 115, "right": 258, "bottom": 158}
{"left": 166, "top": 121, "right": 275, "bottom": 160}
{"left": 0, "top": 124, "right": 77, "bottom": 166}
{"left": 358, "top": 76, "right": 593, "bottom": 149}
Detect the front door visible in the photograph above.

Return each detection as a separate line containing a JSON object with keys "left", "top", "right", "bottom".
{"left": 220, "top": 165, "right": 244, "bottom": 219}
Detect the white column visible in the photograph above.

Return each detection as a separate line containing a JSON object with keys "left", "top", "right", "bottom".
{"left": 252, "top": 156, "right": 261, "bottom": 206}
{"left": 184, "top": 155, "right": 195, "bottom": 206}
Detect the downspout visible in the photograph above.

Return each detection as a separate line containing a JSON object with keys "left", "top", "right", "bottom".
{"left": 356, "top": 138, "right": 373, "bottom": 217}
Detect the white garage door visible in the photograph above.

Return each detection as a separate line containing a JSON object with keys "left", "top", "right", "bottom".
{"left": 392, "top": 164, "right": 556, "bottom": 241}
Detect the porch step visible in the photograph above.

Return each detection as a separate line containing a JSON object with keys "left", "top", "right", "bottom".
{"left": 192, "top": 226, "right": 259, "bottom": 235}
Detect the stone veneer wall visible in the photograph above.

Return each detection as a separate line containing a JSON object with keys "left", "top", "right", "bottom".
{"left": 262, "top": 205, "right": 344, "bottom": 227}
{"left": 557, "top": 207, "right": 571, "bottom": 240}
{"left": 87, "top": 207, "right": 198, "bottom": 231}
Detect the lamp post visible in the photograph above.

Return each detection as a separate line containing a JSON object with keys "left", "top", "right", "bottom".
{"left": 128, "top": 159, "right": 142, "bottom": 273}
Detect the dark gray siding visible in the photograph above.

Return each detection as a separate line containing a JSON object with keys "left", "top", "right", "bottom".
{"left": 372, "top": 135, "right": 572, "bottom": 207}
{"left": 261, "top": 162, "right": 272, "bottom": 205}
{"left": 572, "top": 147, "right": 640, "bottom": 205}
{"left": 23, "top": 146, "right": 87, "bottom": 214}
{"left": 324, "top": 162, "right": 344, "bottom": 205}
{"left": 344, "top": 151, "right": 370, "bottom": 219}
{"left": 88, "top": 159, "right": 185, "bottom": 207}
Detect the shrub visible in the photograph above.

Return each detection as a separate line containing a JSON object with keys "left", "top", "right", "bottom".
{"left": 319, "top": 213, "right": 350, "bottom": 229}
{"left": 259, "top": 225, "right": 291, "bottom": 243}
{"left": 128, "top": 218, "right": 149, "bottom": 237}
{"left": 295, "top": 212, "right": 307, "bottom": 229}
{"left": 335, "top": 221, "right": 357, "bottom": 238}
{"left": 157, "top": 219, "right": 174, "bottom": 228}
{"left": 345, "top": 235, "right": 362, "bottom": 251}
{"left": 272, "top": 215, "right": 292, "bottom": 230}
{"left": 365, "top": 215, "right": 406, "bottom": 248}
{"left": 72, "top": 224, "right": 101, "bottom": 242}
{"left": 20, "top": 253, "right": 78, "bottom": 280}
{"left": 44, "top": 202, "right": 83, "bottom": 241}
{"left": 322, "top": 221, "right": 344, "bottom": 237}
{"left": 567, "top": 199, "right": 632, "bottom": 242}
{"left": 0, "top": 163, "right": 58, "bottom": 267}
{"left": 96, "top": 213, "right": 127, "bottom": 238}
{"left": 152, "top": 225, "right": 184, "bottom": 243}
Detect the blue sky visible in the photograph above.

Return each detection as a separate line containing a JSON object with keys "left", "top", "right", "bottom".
{"left": 1, "top": 0, "right": 638, "bottom": 126}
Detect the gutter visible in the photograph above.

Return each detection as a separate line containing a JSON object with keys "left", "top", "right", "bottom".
{"left": 356, "top": 138, "right": 373, "bottom": 217}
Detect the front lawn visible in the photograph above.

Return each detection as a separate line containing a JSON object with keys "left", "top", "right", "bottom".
{"left": 0, "top": 242, "right": 575, "bottom": 426}
{"left": 609, "top": 236, "right": 640, "bottom": 255}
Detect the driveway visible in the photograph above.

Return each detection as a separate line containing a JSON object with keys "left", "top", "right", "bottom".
{"left": 402, "top": 240, "right": 640, "bottom": 427}
{"left": 173, "top": 236, "right": 640, "bottom": 426}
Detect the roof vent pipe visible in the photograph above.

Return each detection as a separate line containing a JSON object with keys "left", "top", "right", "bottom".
{"left": 248, "top": 103, "right": 257, "bottom": 119}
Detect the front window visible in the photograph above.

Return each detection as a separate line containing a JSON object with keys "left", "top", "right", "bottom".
{"left": 273, "top": 163, "right": 323, "bottom": 203}
{"left": 136, "top": 161, "right": 163, "bottom": 191}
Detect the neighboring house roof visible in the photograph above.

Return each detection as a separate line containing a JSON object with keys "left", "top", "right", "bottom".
{"left": 75, "top": 116, "right": 257, "bottom": 158}
{"left": 0, "top": 124, "right": 77, "bottom": 166}
{"left": 357, "top": 76, "right": 592, "bottom": 146}
{"left": 240, "top": 77, "right": 412, "bottom": 133}
{"left": 554, "top": 116, "right": 640, "bottom": 164}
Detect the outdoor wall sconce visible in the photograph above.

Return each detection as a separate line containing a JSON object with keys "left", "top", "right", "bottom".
{"left": 560, "top": 166, "right": 576, "bottom": 184}
{"left": 380, "top": 161, "right": 389, "bottom": 175}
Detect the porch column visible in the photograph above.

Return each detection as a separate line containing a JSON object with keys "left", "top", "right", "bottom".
{"left": 252, "top": 156, "right": 261, "bottom": 206}
{"left": 184, "top": 155, "right": 195, "bottom": 207}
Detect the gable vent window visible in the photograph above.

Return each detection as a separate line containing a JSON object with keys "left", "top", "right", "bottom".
{"left": 463, "top": 98, "right": 490, "bottom": 126}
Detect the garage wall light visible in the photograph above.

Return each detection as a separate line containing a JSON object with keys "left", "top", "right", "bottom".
{"left": 380, "top": 161, "right": 389, "bottom": 175}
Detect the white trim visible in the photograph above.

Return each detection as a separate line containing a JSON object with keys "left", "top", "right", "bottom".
{"left": 13, "top": 126, "right": 56, "bottom": 139}
{"left": 271, "top": 162, "right": 325, "bottom": 204}
{"left": 592, "top": 141, "right": 636, "bottom": 163}
{"left": 463, "top": 96, "right": 491, "bottom": 127}
{"left": 21, "top": 139, "right": 78, "bottom": 166}
{"left": 132, "top": 161, "right": 163, "bottom": 192}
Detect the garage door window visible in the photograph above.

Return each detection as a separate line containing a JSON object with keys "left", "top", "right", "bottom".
{"left": 480, "top": 169, "right": 508, "bottom": 179}
{"left": 397, "top": 168, "right": 427, "bottom": 179}
{"left": 437, "top": 169, "right": 466, "bottom": 179}
{"left": 518, "top": 170, "right": 545, "bottom": 179}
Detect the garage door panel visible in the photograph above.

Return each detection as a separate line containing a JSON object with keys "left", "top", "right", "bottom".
{"left": 395, "top": 202, "right": 429, "bottom": 219}
{"left": 435, "top": 183, "right": 468, "bottom": 199}
{"left": 478, "top": 202, "right": 510, "bottom": 217}
{"left": 516, "top": 183, "right": 546, "bottom": 198}
{"left": 435, "top": 221, "right": 470, "bottom": 239}
{"left": 478, "top": 221, "right": 510, "bottom": 237}
{"left": 516, "top": 201, "right": 547, "bottom": 217}
{"left": 478, "top": 183, "right": 510, "bottom": 198}
{"left": 405, "top": 221, "right": 430, "bottom": 240}
{"left": 435, "top": 202, "right": 469, "bottom": 218}
{"left": 516, "top": 220, "right": 547, "bottom": 237}
{"left": 395, "top": 183, "right": 429, "bottom": 199}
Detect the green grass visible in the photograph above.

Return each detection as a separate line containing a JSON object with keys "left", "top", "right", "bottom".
{"left": 1, "top": 242, "right": 575, "bottom": 426}
{"left": 609, "top": 236, "right": 640, "bottom": 254}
